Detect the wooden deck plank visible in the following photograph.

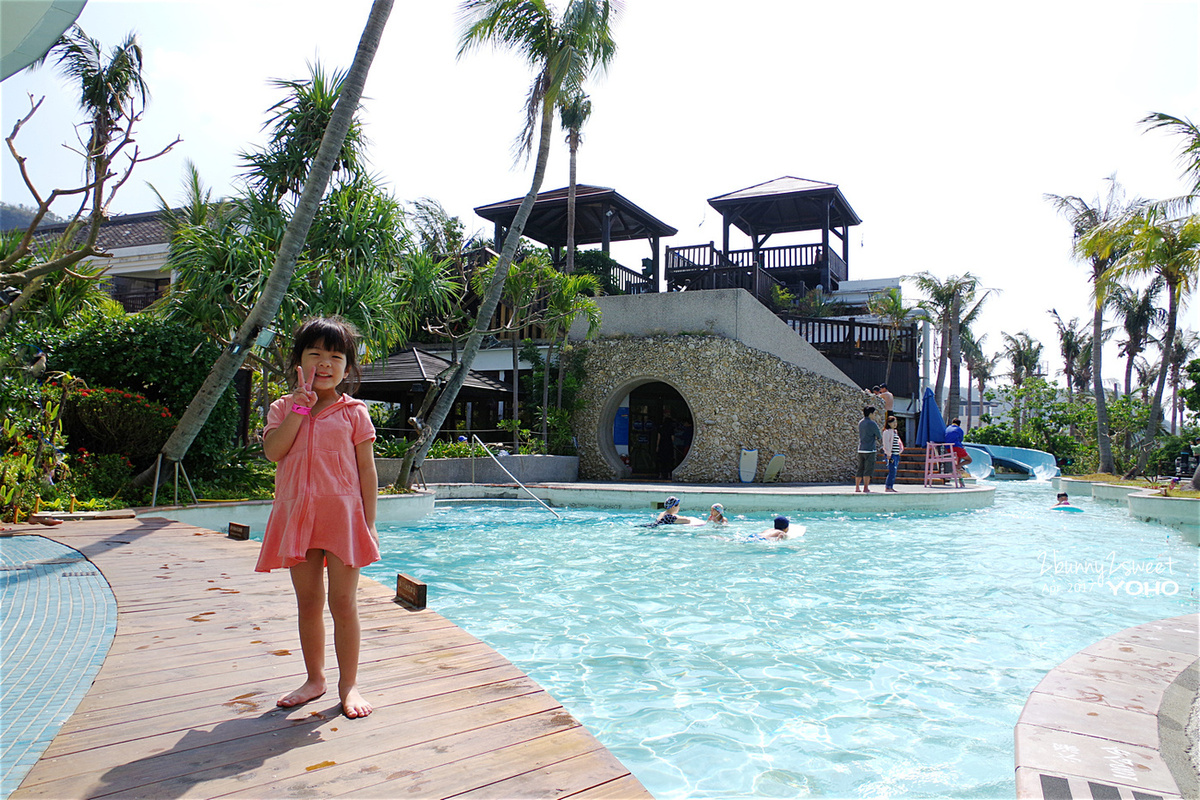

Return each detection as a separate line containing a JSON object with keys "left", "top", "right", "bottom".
{"left": 11, "top": 518, "right": 648, "bottom": 799}
{"left": 217, "top": 709, "right": 590, "bottom": 799}
{"left": 31, "top": 677, "right": 551, "bottom": 790}
{"left": 46, "top": 666, "right": 536, "bottom": 760}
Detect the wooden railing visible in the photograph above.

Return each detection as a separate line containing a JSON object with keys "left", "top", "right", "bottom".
{"left": 608, "top": 262, "right": 654, "bottom": 294}
{"left": 665, "top": 241, "right": 849, "bottom": 286}
{"left": 778, "top": 315, "right": 918, "bottom": 363}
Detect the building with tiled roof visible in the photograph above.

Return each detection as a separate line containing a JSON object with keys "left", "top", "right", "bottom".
{"left": 34, "top": 209, "right": 172, "bottom": 311}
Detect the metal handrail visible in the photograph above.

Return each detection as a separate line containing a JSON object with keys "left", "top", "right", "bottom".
{"left": 471, "top": 435, "right": 561, "bottom": 519}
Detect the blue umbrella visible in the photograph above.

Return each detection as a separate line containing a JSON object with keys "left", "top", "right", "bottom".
{"left": 913, "top": 387, "right": 947, "bottom": 447}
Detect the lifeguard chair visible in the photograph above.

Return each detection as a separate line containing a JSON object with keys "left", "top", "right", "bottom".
{"left": 923, "top": 442, "right": 960, "bottom": 488}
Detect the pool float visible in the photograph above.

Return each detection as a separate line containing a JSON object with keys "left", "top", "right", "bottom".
{"left": 739, "top": 448, "right": 759, "bottom": 483}
{"left": 762, "top": 453, "right": 785, "bottom": 483}
{"left": 1050, "top": 505, "right": 1084, "bottom": 513}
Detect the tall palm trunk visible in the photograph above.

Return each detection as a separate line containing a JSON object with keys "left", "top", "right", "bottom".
{"left": 511, "top": 333, "right": 521, "bottom": 450}
{"left": 944, "top": 294, "right": 962, "bottom": 422}
{"left": 565, "top": 130, "right": 579, "bottom": 273}
{"left": 399, "top": 94, "right": 557, "bottom": 488}
{"left": 1093, "top": 292, "right": 1115, "bottom": 473}
{"left": 133, "top": 0, "right": 393, "bottom": 487}
{"left": 934, "top": 321, "right": 949, "bottom": 409}
{"left": 1129, "top": 287, "right": 1177, "bottom": 477}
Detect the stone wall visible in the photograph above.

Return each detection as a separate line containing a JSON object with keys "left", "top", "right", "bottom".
{"left": 573, "top": 334, "right": 882, "bottom": 483}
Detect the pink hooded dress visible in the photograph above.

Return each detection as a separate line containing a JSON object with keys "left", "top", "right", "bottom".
{"left": 255, "top": 393, "right": 380, "bottom": 572}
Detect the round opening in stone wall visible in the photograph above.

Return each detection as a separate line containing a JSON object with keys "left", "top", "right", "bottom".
{"left": 602, "top": 380, "right": 693, "bottom": 480}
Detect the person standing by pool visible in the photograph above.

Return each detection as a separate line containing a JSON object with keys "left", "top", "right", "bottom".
{"left": 882, "top": 415, "right": 904, "bottom": 493}
{"left": 878, "top": 383, "right": 894, "bottom": 415}
{"left": 657, "top": 408, "right": 677, "bottom": 480}
{"left": 944, "top": 417, "right": 972, "bottom": 488}
{"left": 258, "top": 316, "right": 380, "bottom": 719}
{"left": 855, "top": 407, "right": 883, "bottom": 493}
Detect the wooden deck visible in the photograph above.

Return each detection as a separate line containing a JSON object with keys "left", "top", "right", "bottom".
{"left": 11, "top": 517, "right": 650, "bottom": 799}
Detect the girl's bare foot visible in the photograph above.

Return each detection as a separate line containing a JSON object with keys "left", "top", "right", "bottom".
{"left": 277, "top": 679, "right": 325, "bottom": 708}
{"left": 340, "top": 685, "right": 373, "bottom": 718}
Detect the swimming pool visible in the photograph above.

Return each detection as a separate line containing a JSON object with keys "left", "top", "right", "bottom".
{"left": 365, "top": 482, "right": 1198, "bottom": 799}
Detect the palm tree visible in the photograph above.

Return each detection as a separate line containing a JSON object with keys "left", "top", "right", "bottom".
{"left": 1045, "top": 178, "right": 1135, "bottom": 473}
{"left": 559, "top": 91, "right": 591, "bottom": 274}
{"left": 1142, "top": 111, "right": 1200, "bottom": 488}
{"left": 1002, "top": 331, "right": 1043, "bottom": 435}
{"left": 909, "top": 272, "right": 990, "bottom": 422}
{"left": 134, "top": 0, "right": 394, "bottom": 487}
{"left": 1048, "top": 310, "right": 1088, "bottom": 403}
{"left": 961, "top": 330, "right": 984, "bottom": 429}
{"left": 1108, "top": 277, "right": 1166, "bottom": 397}
{"left": 1088, "top": 206, "right": 1200, "bottom": 475}
{"left": 398, "top": 0, "right": 621, "bottom": 487}
{"left": 866, "top": 286, "right": 914, "bottom": 386}
{"left": 969, "top": 346, "right": 1001, "bottom": 425}
{"left": 1166, "top": 329, "right": 1199, "bottom": 434}
{"left": 1142, "top": 113, "right": 1200, "bottom": 202}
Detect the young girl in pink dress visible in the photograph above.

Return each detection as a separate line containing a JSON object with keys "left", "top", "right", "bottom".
{"left": 257, "top": 316, "right": 379, "bottom": 719}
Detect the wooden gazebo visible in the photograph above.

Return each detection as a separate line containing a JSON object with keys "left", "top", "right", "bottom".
{"left": 474, "top": 185, "right": 678, "bottom": 292}
{"left": 666, "top": 177, "right": 862, "bottom": 296}
{"left": 357, "top": 349, "right": 512, "bottom": 437}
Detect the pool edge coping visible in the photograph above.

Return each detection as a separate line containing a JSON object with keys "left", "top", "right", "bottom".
{"left": 1013, "top": 613, "right": 1199, "bottom": 799}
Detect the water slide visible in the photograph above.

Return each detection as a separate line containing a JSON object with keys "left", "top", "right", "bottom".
{"left": 962, "top": 444, "right": 1060, "bottom": 480}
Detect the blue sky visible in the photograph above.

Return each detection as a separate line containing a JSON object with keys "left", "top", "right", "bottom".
{"left": 2, "top": 0, "right": 1197, "bottom": 386}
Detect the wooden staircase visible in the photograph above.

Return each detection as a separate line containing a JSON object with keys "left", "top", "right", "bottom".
{"left": 872, "top": 446, "right": 959, "bottom": 486}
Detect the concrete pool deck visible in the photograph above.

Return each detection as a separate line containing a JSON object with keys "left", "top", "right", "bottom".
{"left": 1015, "top": 614, "right": 1199, "bottom": 800}
{"left": 3, "top": 517, "right": 649, "bottom": 799}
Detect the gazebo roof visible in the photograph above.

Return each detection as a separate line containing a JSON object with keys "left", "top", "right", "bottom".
{"left": 474, "top": 185, "right": 677, "bottom": 248}
{"left": 356, "top": 349, "right": 510, "bottom": 403}
{"left": 707, "top": 177, "right": 862, "bottom": 236}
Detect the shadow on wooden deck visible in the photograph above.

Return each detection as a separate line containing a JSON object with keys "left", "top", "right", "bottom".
{"left": 11, "top": 517, "right": 648, "bottom": 799}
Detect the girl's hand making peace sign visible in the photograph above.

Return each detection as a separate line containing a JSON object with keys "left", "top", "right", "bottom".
{"left": 291, "top": 365, "right": 318, "bottom": 410}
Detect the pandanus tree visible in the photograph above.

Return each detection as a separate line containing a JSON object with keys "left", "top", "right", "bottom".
{"left": 133, "top": 0, "right": 394, "bottom": 488}
{"left": 1045, "top": 178, "right": 1136, "bottom": 473}
{"left": 397, "top": 0, "right": 622, "bottom": 488}
{"left": 149, "top": 65, "right": 412, "bottom": 426}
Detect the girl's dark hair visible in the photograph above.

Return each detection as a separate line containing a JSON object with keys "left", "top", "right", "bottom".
{"left": 285, "top": 316, "right": 363, "bottom": 394}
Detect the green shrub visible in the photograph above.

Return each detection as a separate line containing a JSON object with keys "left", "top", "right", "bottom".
{"left": 61, "top": 386, "right": 175, "bottom": 463}
{"left": 374, "top": 437, "right": 413, "bottom": 458}
{"left": 33, "top": 316, "right": 239, "bottom": 474}
{"left": 70, "top": 449, "right": 135, "bottom": 498}
{"left": 190, "top": 444, "right": 275, "bottom": 499}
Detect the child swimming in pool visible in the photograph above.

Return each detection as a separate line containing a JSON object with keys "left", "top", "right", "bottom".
{"left": 257, "top": 316, "right": 379, "bottom": 719}
{"left": 651, "top": 496, "right": 703, "bottom": 526}
{"left": 706, "top": 503, "right": 728, "bottom": 524}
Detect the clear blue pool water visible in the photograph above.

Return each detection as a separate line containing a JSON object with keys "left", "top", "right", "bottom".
{"left": 364, "top": 482, "right": 1198, "bottom": 799}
